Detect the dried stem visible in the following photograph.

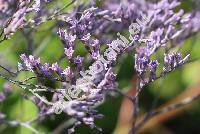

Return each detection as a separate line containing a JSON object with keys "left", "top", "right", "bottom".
{"left": 130, "top": 80, "right": 140, "bottom": 134}
{"left": 21, "top": 30, "right": 34, "bottom": 53}
{"left": 115, "top": 89, "right": 133, "bottom": 102}
{"left": 0, "top": 65, "right": 17, "bottom": 77}
{"left": 1, "top": 119, "right": 40, "bottom": 134}
{"left": 52, "top": 118, "right": 76, "bottom": 134}
{"left": 135, "top": 93, "right": 200, "bottom": 132}
{"left": 47, "top": 0, "right": 76, "bottom": 21}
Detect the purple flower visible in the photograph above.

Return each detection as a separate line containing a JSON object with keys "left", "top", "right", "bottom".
{"left": 148, "top": 60, "right": 159, "bottom": 80}
{"left": 135, "top": 54, "right": 149, "bottom": 76}
{"left": 97, "top": 68, "right": 117, "bottom": 90}
{"left": 65, "top": 33, "right": 76, "bottom": 43}
{"left": 50, "top": 63, "right": 61, "bottom": 72}
{"left": 78, "top": 24, "right": 87, "bottom": 31}
{"left": 40, "top": 63, "right": 52, "bottom": 77}
{"left": 64, "top": 47, "right": 74, "bottom": 59}
{"left": 58, "top": 29, "right": 76, "bottom": 44}
{"left": 90, "top": 39, "right": 99, "bottom": 47}
{"left": 81, "top": 33, "right": 91, "bottom": 42}
{"left": 31, "top": 0, "right": 41, "bottom": 12}
{"left": 0, "top": 92, "right": 6, "bottom": 102}
{"left": 29, "top": 55, "right": 41, "bottom": 66}
{"left": 20, "top": 54, "right": 28, "bottom": 61}
{"left": 69, "top": 19, "right": 78, "bottom": 29}
{"left": 104, "top": 48, "right": 118, "bottom": 61}
{"left": 73, "top": 55, "right": 84, "bottom": 72}
{"left": 3, "top": 83, "right": 11, "bottom": 93}
{"left": 80, "top": 9, "right": 93, "bottom": 22}
{"left": 19, "top": 54, "right": 40, "bottom": 71}
{"left": 0, "top": 112, "right": 6, "bottom": 119}
{"left": 163, "top": 52, "right": 190, "bottom": 72}
{"left": 74, "top": 56, "right": 84, "bottom": 64}
{"left": 149, "top": 60, "right": 159, "bottom": 72}
{"left": 62, "top": 66, "right": 71, "bottom": 77}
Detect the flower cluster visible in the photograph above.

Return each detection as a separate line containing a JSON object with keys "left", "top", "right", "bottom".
{"left": 130, "top": 0, "right": 200, "bottom": 87}
{"left": 0, "top": 83, "right": 11, "bottom": 103}
{"left": 0, "top": 0, "right": 17, "bottom": 27}
{"left": 17, "top": 0, "right": 200, "bottom": 130}
{"left": 58, "top": 7, "right": 103, "bottom": 60}
{"left": 0, "top": 0, "right": 51, "bottom": 38}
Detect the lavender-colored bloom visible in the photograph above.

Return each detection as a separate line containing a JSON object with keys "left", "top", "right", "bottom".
{"left": 73, "top": 55, "right": 84, "bottom": 64}
{"left": 104, "top": 48, "right": 118, "bottom": 61}
{"left": 0, "top": 0, "right": 17, "bottom": 26}
{"left": 64, "top": 47, "right": 74, "bottom": 59}
{"left": 97, "top": 68, "right": 117, "bottom": 90}
{"left": 148, "top": 60, "right": 159, "bottom": 80}
{"left": 64, "top": 33, "right": 76, "bottom": 43}
{"left": 90, "top": 39, "right": 99, "bottom": 47}
{"left": 149, "top": 60, "right": 159, "bottom": 72}
{"left": 1, "top": 0, "right": 52, "bottom": 38}
{"left": 163, "top": 52, "right": 190, "bottom": 72}
{"left": 90, "top": 39, "right": 100, "bottom": 59}
{"left": 3, "top": 0, "right": 29, "bottom": 37}
{"left": 62, "top": 66, "right": 71, "bottom": 77}
{"left": 58, "top": 29, "right": 76, "bottom": 45}
{"left": 29, "top": 55, "right": 41, "bottom": 66}
{"left": 81, "top": 33, "right": 91, "bottom": 42}
{"left": 78, "top": 24, "right": 87, "bottom": 31}
{"left": 40, "top": 63, "right": 52, "bottom": 77}
{"left": 3, "top": 83, "right": 11, "bottom": 93}
{"left": 31, "top": 0, "right": 41, "bottom": 12}
{"left": 0, "top": 112, "right": 6, "bottom": 119}
{"left": 19, "top": 54, "right": 40, "bottom": 71}
{"left": 20, "top": 54, "right": 28, "bottom": 61}
{"left": 0, "top": 92, "right": 6, "bottom": 102}
{"left": 50, "top": 62, "right": 62, "bottom": 74}
{"left": 135, "top": 54, "right": 149, "bottom": 76}
{"left": 62, "top": 96, "right": 104, "bottom": 127}
{"left": 50, "top": 63, "right": 60, "bottom": 72}
{"left": 69, "top": 19, "right": 78, "bottom": 29}
{"left": 73, "top": 55, "right": 84, "bottom": 72}
{"left": 80, "top": 9, "right": 94, "bottom": 22}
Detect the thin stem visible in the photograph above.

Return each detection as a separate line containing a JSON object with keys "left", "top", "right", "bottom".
{"left": 130, "top": 81, "right": 140, "bottom": 134}
{"left": 21, "top": 30, "right": 34, "bottom": 53}
{"left": 134, "top": 84, "right": 162, "bottom": 131}
{"left": 52, "top": 118, "right": 76, "bottom": 134}
{"left": 135, "top": 93, "right": 200, "bottom": 132}
{"left": 0, "top": 65, "right": 17, "bottom": 77}
{"left": 20, "top": 76, "right": 37, "bottom": 83}
{"left": 1, "top": 120, "right": 40, "bottom": 134}
{"left": 47, "top": 0, "right": 76, "bottom": 21}
{"left": 115, "top": 89, "right": 133, "bottom": 102}
{"left": 0, "top": 73, "right": 27, "bottom": 89}
{"left": 0, "top": 36, "right": 7, "bottom": 44}
{"left": 19, "top": 122, "right": 40, "bottom": 134}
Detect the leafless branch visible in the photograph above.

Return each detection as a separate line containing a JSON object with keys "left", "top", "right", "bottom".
{"left": 130, "top": 80, "right": 140, "bottom": 134}
{"left": 135, "top": 93, "right": 200, "bottom": 132}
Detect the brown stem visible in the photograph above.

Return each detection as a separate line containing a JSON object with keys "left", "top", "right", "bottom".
{"left": 130, "top": 80, "right": 140, "bottom": 134}
{"left": 135, "top": 93, "right": 200, "bottom": 132}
